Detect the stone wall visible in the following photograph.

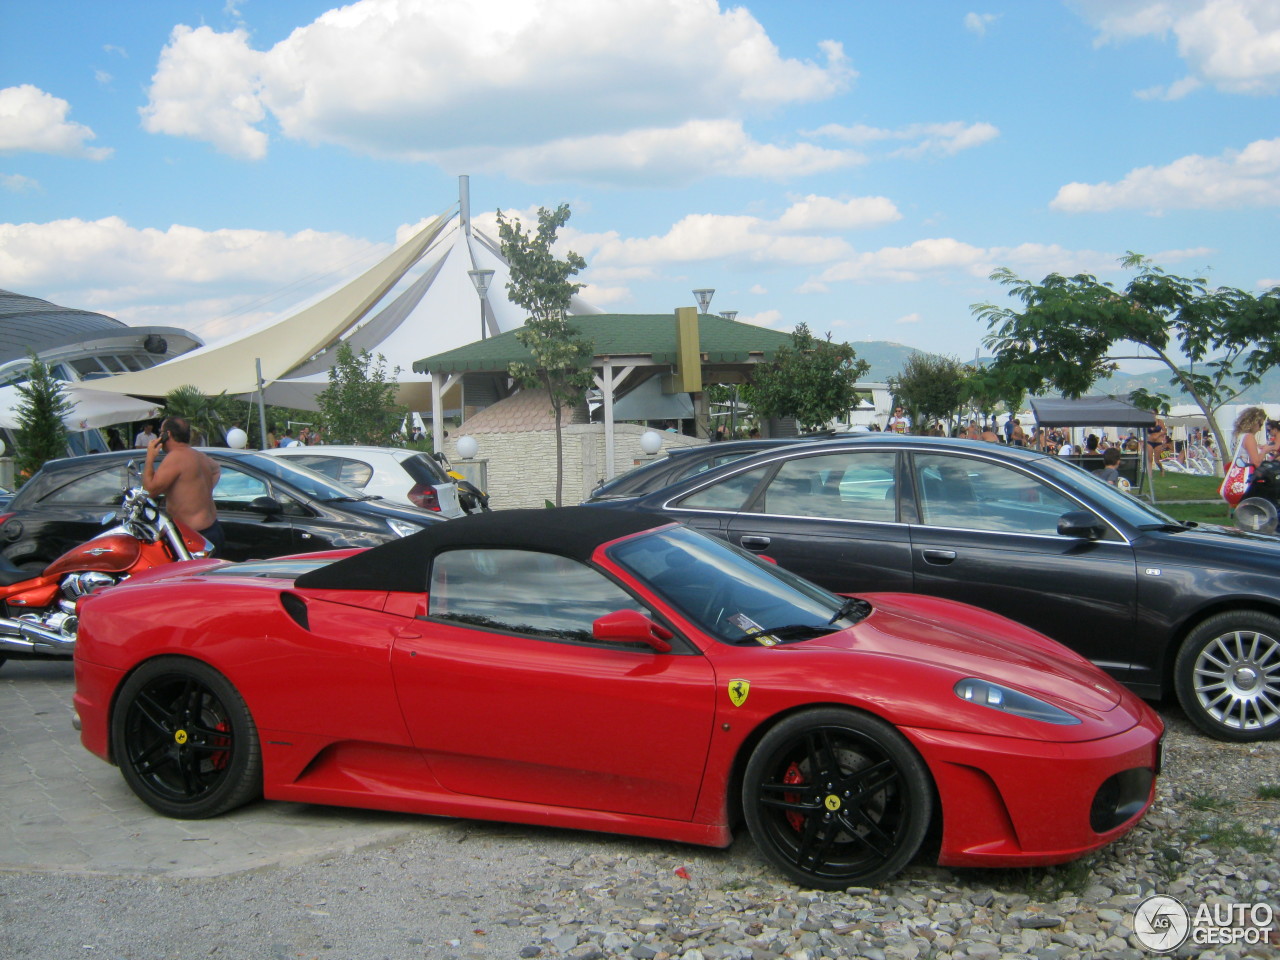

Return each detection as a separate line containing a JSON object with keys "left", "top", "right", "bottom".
{"left": 447, "top": 424, "right": 703, "bottom": 509}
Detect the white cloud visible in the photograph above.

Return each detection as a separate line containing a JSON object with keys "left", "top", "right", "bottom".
{"left": 964, "top": 12, "right": 999, "bottom": 36}
{"left": 140, "top": 26, "right": 268, "bottom": 160}
{"left": 1051, "top": 136, "right": 1280, "bottom": 212}
{"left": 141, "top": 0, "right": 854, "bottom": 181}
{"left": 749, "top": 284, "right": 768, "bottom": 295}
{"left": 1, "top": 173, "right": 39, "bottom": 193}
{"left": 1134, "top": 75, "right": 1204, "bottom": 100}
{"left": 578, "top": 283, "right": 631, "bottom": 306}
{"left": 776, "top": 195, "right": 901, "bottom": 231}
{"left": 816, "top": 239, "right": 1115, "bottom": 284}
{"left": 1078, "top": 0, "right": 1280, "bottom": 95}
{"left": 741, "top": 309, "right": 784, "bottom": 328}
{"left": 442, "top": 119, "right": 862, "bottom": 186}
{"left": 0, "top": 85, "right": 112, "bottom": 159}
{"left": 896, "top": 312, "right": 923, "bottom": 324}
{"left": 808, "top": 120, "right": 999, "bottom": 157}
{"left": 0, "top": 216, "right": 382, "bottom": 342}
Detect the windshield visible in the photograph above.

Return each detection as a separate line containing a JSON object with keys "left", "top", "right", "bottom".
{"left": 1038, "top": 457, "right": 1182, "bottom": 527}
{"left": 608, "top": 525, "right": 860, "bottom": 645}
{"left": 234, "top": 453, "right": 369, "bottom": 501}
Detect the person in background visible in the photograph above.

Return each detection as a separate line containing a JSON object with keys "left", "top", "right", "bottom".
{"left": 1094, "top": 447, "right": 1123, "bottom": 485}
{"left": 106, "top": 427, "right": 126, "bottom": 452}
{"left": 981, "top": 422, "right": 1000, "bottom": 443}
{"left": 886, "top": 406, "right": 910, "bottom": 434}
{"left": 134, "top": 423, "right": 156, "bottom": 448}
{"left": 1010, "top": 418, "right": 1026, "bottom": 446}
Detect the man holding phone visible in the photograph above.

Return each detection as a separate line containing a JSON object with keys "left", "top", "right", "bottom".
{"left": 143, "top": 416, "right": 225, "bottom": 555}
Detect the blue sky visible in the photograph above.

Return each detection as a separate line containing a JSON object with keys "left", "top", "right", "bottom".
{"left": 2, "top": 0, "right": 1277, "bottom": 367}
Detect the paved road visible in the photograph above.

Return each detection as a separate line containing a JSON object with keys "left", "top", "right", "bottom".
{"left": 0, "top": 658, "right": 427, "bottom": 878}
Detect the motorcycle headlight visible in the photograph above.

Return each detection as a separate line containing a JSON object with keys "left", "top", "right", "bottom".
{"left": 954, "top": 678, "right": 1081, "bottom": 725}
{"left": 385, "top": 518, "right": 424, "bottom": 538}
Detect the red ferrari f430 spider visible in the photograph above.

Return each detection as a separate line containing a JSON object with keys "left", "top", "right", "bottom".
{"left": 73, "top": 508, "right": 1161, "bottom": 888}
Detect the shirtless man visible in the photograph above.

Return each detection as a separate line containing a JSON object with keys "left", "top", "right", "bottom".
{"left": 143, "top": 416, "right": 225, "bottom": 555}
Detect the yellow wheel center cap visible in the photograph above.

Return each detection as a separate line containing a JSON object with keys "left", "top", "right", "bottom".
{"left": 174, "top": 729, "right": 188, "bottom": 745}
{"left": 824, "top": 794, "right": 841, "bottom": 812}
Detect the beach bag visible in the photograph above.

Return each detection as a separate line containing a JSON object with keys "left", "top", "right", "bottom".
{"left": 1220, "top": 439, "right": 1254, "bottom": 506}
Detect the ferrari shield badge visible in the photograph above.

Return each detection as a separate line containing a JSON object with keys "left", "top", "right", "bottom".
{"left": 728, "top": 679, "right": 750, "bottom": 707}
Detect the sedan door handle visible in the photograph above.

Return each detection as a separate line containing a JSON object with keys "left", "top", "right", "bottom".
{"left": 921, "top": 548, "right": 957, "bottom": 564}
{"left": 739, "top": 535, "right": 771, "bottom": 550}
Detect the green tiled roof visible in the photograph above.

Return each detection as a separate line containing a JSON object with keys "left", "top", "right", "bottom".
{"left": 412, "top": 313, "right": 795, "bottom": 374}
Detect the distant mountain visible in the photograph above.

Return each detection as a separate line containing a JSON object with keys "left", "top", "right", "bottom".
{"left": 848, "top": 340, "right": 1280, "bottom": 403}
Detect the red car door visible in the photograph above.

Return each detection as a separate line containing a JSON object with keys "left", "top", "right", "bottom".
{"left": 390, "top": 547, "right": 717, "bottom": 822}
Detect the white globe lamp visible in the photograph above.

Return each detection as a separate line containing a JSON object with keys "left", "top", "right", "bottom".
{"left": 456, "top": 435, "right": 479, "bottom": 460}
{"left": 226, "top": 428, "right": 248, "bottom": 449}
{"left": 640, "top": 430, "right": 663, "bottom": 455}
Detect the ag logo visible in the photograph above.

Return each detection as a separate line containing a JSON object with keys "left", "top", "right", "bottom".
{"left": 727, "top": 680, "right": 750, "bottom": 707}
{"left": 1133, "top": 894, "right": 1190, "bottom": 952}
{"left": 174, "top": 729, "right": 188, "bottom": 745}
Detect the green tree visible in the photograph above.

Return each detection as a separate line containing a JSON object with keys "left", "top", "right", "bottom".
{"left": 316, "top": 342, "right": 404, "bottom": 445}
{"left": 13, "top": 354, "right": 72, "bottom": 485}
{"left": 744, "top": 324, "right": 869, "bottom": 433}
{"left": 888, "top": 353, "right": 967, "bottom": 434}
{"left": 161, "top": 385, "right": 240, "bottom": 445}
{"left": 973, "top": 253, "right": 1280, "bottom": 457}
{"left": 497, "top": 204, "right": 593, "bottom": 507}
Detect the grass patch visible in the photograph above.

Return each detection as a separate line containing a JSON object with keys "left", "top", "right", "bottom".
{"left": 1258, "top": 784, "right": 1280, "bottom": 801}
{"left": 1188, "top": 795, "right": 1230, "bottom": 811}
{"left": 1188, "top": 817, "right": 1276, "bottom": 855}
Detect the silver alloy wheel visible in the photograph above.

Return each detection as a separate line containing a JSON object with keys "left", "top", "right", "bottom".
{"left": 1191, "top": 628, "right": 1280, "bottom": 734}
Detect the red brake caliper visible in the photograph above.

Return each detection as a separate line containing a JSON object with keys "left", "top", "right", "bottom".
{"left": 783, "top": 762, "right": 806, "bottom": 831}
{"left": 211, "top": 720, "right": 230, "bottom": 770}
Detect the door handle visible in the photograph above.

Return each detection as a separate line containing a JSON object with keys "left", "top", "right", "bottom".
{"left": 739, "top": 535, "right": 771, "bottom": 550}
{"left": 921, "top": 548, "right": 957, "bottom": 564}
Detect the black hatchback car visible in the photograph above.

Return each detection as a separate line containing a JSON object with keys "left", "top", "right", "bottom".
{"left": 0, "top": 449, "right": 443, "bottom": 567}
{"left": 590, "top": 434, "right": 1280, "bottom": 743}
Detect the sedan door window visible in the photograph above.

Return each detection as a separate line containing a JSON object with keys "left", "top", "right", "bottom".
{"left": 429, "top": 548, "right": 648, "bottom": 644}
{"left": 914, "top": 453, "right": 1083, "bottom": 535}
{"left": 677, "top": 465, "right": 770, "bottom": 511}
{"left": 759, "top": 452, "right": 896, "bottom": 522}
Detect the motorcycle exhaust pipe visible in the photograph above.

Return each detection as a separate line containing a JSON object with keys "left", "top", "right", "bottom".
{"left": 0, "top": 617, "right": 76, "bottom": 656}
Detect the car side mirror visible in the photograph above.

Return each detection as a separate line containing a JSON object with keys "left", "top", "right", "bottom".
{"left": 592, "top": 609, "right": 673, "bottom": 653}
{"left": 246, "top": 496, "right": 284, "bottom": 517}
{"left": 1058, "top": 510, "right": 1105, "bottom": 540}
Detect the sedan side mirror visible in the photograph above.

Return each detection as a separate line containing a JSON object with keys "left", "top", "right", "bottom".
{"left": 1058, "top": 510, "right": 1105, "bottom": 540}
{"left": 246, "top": 496, "right": 285, "bottom": 517}
{"left": 593, "top": 609, "right": 673, "bottom": 653}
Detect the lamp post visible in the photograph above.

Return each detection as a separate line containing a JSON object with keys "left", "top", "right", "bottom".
{"left": 692, "top": 288, "right": 715, "bottom": 314}
{"left": 468, "top": 268, "right": 495, "bottom": 340}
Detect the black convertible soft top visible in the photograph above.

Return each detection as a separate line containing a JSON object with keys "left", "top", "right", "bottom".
{"left": 294, "top": 506, "right": 672, "bottom": 593}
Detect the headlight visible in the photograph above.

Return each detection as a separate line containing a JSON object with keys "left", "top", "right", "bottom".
{"left": 954, "top": 678, "right": 1081, "bottom": 725}
{"left": 385, "top": 518, "right": 424, "bottom": 538}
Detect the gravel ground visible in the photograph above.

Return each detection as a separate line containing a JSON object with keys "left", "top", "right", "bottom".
{"left": 1, "top": 704, "right": 1277, "bottom": 960}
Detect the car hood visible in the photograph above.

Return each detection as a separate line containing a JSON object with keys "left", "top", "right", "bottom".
{"left": 803, "top": 594, "right": 1122, "bottom": 715}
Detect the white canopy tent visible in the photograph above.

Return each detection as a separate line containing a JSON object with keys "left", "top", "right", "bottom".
{"left": 0, "top": 382, "right": 160, "bottom": 431}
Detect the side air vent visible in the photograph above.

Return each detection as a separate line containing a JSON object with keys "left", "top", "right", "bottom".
{"left": 281, "top": 592, "right": 310, "bottom": 631}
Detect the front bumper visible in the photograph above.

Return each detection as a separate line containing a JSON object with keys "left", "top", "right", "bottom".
{"left": 904, "top": 707, "right": 1163, "bottom": 867}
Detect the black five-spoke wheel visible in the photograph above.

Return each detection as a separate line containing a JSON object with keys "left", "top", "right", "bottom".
{"left": 111, "top": 657, "right": 262, "bottom": 818}
{"left": 743, "top": 708, "right": 932, "bottom": 889}
{"left": 1175, "top": 611, "right": 1280, "bottom": 742}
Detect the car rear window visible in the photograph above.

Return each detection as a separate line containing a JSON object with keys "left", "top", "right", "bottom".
{"left": 40, "top": 465, "right": 129, "bottom": 505}
{"left": 401, "top": 454, "right": 450, "bottom": 485}
{"left": 286, "top": 455, "right": 374, "bottom": 489}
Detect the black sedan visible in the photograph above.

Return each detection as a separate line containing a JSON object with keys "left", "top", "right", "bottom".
{"left": 0, "top": 448, "right": 442, "bottom": 567}
{"left": 590, "top": 434, "right": 1280, "bottom": 742}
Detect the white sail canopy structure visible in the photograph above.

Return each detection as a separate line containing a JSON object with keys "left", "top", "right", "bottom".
{"left": 93, "top": 177, "right": 601, "bottom": 411}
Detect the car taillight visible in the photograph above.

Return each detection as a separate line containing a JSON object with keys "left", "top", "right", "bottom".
{"left": 409, "top": 484, "right": 441, "bottom": 511}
